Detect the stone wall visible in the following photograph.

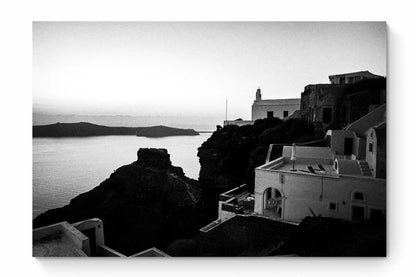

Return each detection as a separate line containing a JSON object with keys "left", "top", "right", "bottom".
{"left": 300, "top": 84, "right": 347, "bottom": 129}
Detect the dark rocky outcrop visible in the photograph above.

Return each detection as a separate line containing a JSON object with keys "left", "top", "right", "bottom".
{"left": 33, "top": 148, "right": 203, "bottom": 256}
{"left": 166, "top": 215, "right": 386, "bottom": 257}
{"left": 274, "top": 216, "right": 386, "bottom": 256}
{"left": 197, "top": 118, "right": 316, "bottom": 221}
{"left": 33, "top": 122, "right": 199, "bottom": 138}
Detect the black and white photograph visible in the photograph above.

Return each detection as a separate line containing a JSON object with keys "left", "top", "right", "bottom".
{"left": 32, "top": 21, "right": 387, "bottom": 257}
{"left": 3, "top": 0, "right": 416, "bottom": 276}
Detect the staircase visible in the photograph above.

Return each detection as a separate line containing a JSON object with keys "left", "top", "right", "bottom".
{"left": 357, "top": 160, "right": 372, "bottom": 176}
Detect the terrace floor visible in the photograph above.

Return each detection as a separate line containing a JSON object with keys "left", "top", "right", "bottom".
{"left": 263, "top": 208, "right": 283, "bottom": 220}
{"left": 269, "top": 161, "right": 337, "bottom": 176}
{"left": 33, "top": 234, "right": 87, "bottom": 257}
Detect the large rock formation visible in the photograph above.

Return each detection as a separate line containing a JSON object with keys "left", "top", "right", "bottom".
{"left": 197, "top": 118, "right": 316, "bottom": 220}
{"left": 33, "top": 148, "right": 203, "bottom": 256}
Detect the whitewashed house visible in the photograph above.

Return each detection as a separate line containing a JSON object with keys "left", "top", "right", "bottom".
{"left": 254, "top": 145, "right": 386, "bottom": 223}
{"left": 253, "top": 105, "right": 386, "bottom": 223}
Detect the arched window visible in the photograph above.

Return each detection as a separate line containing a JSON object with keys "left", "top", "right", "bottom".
{"left": 352, "top": 191, "right": 365, "bottom": 201}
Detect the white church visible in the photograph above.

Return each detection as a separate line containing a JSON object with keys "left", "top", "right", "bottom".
{"left": 224, "top": 87, "right": 301, "bottom": 126}
{"left": 215, "top": 104, "right": 386, "bottom": 225}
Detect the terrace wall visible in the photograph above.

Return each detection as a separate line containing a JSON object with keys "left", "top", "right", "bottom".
{"left": 254, "top": 168, "right": 386, "bottom": 223}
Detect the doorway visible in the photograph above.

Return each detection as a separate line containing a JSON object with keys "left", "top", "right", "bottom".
{"left": 351, "top": 205, "right": 365, "bottom": 221}
{"left": 344, "top": 137, "right": 353, "bottom": 155}
{"left": 263, "top": 188, "right": 283, "bottom": 219}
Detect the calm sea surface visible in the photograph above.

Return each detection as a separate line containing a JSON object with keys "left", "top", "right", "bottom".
{"left": 33, "top": 133, "right": 211, "bottom": 218}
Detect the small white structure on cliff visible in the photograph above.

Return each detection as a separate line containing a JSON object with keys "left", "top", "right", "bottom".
{"left": 251, "top": 88, "right": 300, "bottom": 121}
{"left": 33, "top": 218, "right": 169, "bottom": 257}
{"left": 224, "top": 87, "right": 301, "bottom": 126}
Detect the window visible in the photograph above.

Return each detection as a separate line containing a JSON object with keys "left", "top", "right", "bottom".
{"left": 369, "top": 143, "right": 373, "bottom": 152}
{"left": 267, "top": 111, "right": 274, "bottom": 118}
{"left": 328, "top": 202, "right": 337, "bottom": 211}
{"left": 283, "top": 111, "right": 289, "bottom": 118}
{"left": 348, "top": 77, "right": 354, "bottom": 84}
{"left": 280, "top": 174, "right": 285, "bottom": 184}
{"left": 308, "top": 108, "right": 314, "bottom": 123}
{"left": 322, "top": 107, "right": 332, "bottom": 123}
{"left": 339, "top": 77, "right": 346, "bottom": 84}
{"left": 353, "top": 192, "right": 365, "bottom": 201}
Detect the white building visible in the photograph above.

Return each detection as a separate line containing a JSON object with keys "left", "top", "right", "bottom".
{"left": 326, "top": 104, "right": 386, "bottom": 178}
{"left": 218, "top": 104, "right": 386, "bottom": 224}
{"left": 253, "top": 105, "right": 386, "bottom": 223}
{"left": 224, "top": 87, "right": 301, "bottom": 126}
{"left": 33, "top": 218, "right": 169, "bottom": 257}
{"left": 254, "top": 145, "right": 386, "bottom": 223}
{"left": 252, "top": 88, "right": 300, "bottom": 121}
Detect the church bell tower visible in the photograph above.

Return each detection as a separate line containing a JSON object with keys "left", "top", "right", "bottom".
{"left": 255, "top": 87, "right": 262, "bottom": 101}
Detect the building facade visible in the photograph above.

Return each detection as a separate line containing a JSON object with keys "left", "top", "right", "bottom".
{"left": 253, "top": 107, "right": 386, "bottom": 223}
{"left": 253, "top": 144, "right": 386, "bottom": 223}
{"left": 252, "top": 88, "right": 300, "bottom": 121}
{"left": 328, "top": 71, "right": 383, "bottom": 85}
{"left": 300, "top": 71, "right": 385, "bottom": 130}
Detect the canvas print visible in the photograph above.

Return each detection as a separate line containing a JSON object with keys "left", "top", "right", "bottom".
{"left": 33, "top": 22, "right": 386, "bottom": 257}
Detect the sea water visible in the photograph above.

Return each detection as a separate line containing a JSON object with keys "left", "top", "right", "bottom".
{"left": 33, "top": 133, "right": 211, "bottom": 218}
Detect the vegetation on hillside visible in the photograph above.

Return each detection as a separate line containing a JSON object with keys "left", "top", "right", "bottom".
{"left": 197, "top": 117, "right": 317, "bottom": 221}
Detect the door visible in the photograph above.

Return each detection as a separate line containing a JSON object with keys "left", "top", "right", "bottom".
{"left": 344, "top": 137, "right": 353, "bottom": 155}
{"left": 352, "top": 205, "right": 365, "bottom": 221}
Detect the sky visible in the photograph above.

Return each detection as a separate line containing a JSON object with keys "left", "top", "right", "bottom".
{"left": 33, "top": 22, "right": 386, "bottom": 125}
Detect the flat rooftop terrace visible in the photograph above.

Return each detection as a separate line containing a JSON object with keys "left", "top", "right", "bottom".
{"left": 258, "top": 157, "right": 337, "bottom": 177}
{"left": 33, "top": 233, "right": 87, "bottom": 257}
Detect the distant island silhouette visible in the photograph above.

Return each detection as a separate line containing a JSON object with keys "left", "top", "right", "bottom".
{"left": 33, "top": 122, "right": 200, "bottom": 138}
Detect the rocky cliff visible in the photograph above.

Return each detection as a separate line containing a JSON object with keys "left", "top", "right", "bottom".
{"left": 33, "top": 148, "right": 203, "bottom": 256}
{"left": 33, "top": 118, "right": 319, "bottom": 255}
{"left": 197, "top": 118, "right": 316, "bottom": 220}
